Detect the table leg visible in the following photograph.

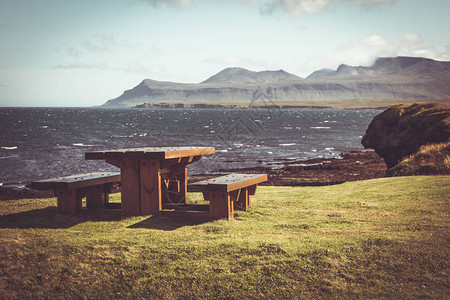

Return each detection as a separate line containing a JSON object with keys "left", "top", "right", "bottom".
{"left": 140, "top": 159, "right": 162, "bottom": 215}
{"left": 166, "top": 165, "right": 188, "bottom": 205}
{"left": 120, "top": 158, "right": 141, "bottom": 216}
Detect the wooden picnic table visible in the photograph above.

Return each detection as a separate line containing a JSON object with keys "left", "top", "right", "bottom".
{"left": 85, "top": 147, "right": 215, "bottom": 216}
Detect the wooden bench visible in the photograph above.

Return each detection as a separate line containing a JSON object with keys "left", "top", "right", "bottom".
{"left": 188, "top": 173, "right": 267, "bottom": 220}
{"left": 31, "top": 172, "right": 121, "bottom": 215}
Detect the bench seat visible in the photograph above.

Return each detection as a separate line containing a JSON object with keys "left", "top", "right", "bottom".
{"left": 188, "top": 173, "right": 267, "bottom": 220}
{"left": 32, "top": 172, "right": 121, "bottom": 215}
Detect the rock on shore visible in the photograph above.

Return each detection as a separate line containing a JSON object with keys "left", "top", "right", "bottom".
{"left": 362, "top": 103, "right": 450, "bottom": 169}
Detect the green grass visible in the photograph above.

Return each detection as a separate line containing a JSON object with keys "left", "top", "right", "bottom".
{"left": 1, "top": 176, "right": 449, "bottom": 299}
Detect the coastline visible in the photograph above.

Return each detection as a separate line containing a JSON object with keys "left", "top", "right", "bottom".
{"left": 133, "top": 99, "right": 450, "bottom": 110}
{"left": 220, "top": 150, "right": 386, "bottom": 186}
{"left": 0, "top": 150, "right": 386, "bottom": 200}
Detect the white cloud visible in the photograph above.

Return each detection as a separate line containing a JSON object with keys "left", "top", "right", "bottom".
{"left": 297, "top": 33, "right": 449, "bottom": 77}
{"left": 201, "top": 55, "right": 271, "bottom": 69}
{"left": 336, "top": 34, "right": 449, "bottom": 65}
{"left": 139, "top": 0, "right": 199, "bottom": 8}
{"left": 140, "top": 0, "right": 396, "bottom": 16}
{"left": 83, "top": 34, "right": 118, "bottom": 53}
{"left": 343, "top": 0, "right": 398, "bottom": 5}
{"left": 53, "top": 62, "right": 110, "bottom": 70}
{"left": 260, "top": 0, "right": 332, "bottom": 16}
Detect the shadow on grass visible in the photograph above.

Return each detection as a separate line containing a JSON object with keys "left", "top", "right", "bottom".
{"left": 0, "top": 207, "right": 83, "bottom": 229}
{"left": 127, "top": 215, "right": 209, "bottom": 231}
{"left": 0, "top": 207, "right": 123, "bottom": 229}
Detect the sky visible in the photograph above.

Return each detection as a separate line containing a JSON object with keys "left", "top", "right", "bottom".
{"left": 0, "top": 0, "right": 449, "bottom": 107}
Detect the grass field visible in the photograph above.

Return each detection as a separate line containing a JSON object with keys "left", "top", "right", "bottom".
{"left": 0, "top": 176, "right": 449, "bottom": 299}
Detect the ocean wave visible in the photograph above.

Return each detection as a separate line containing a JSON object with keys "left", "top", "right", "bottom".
{"left": 73, "top": 143, "right": 95, "bottom": 147}
{"left": 279, "top": 143, "right": 296, "bottom": 146}
{"left": 0, "top": 155, "right": 20, "bottom": 159}
{"left": 1, "top": 146, "right": 18, "bottom": 150}
{"left": 311, "top": 126, "right": 331, "bottom": 129}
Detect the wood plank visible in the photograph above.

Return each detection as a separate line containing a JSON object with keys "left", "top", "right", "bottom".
{"left": 162, "top": 147, "right": 215, "bottom": 159}
{"left": 140, "top": 159, "right": 162, "bottom": 215}
{"left": 31, "top": 172, "right": 120, "bottom": 190}
{"left": 190, "top": 174, "right": 267, "bottom": 192}
{"left": 85, "top": 147, "right": 215, "bottom": 161}
{"left": 208, "top": 174, "right": 267, "bottom": 192}
{"left": 105, "top": 158, "right": 122, "bottom": 168}
{"left": 120, "top": 159, "right": 141, "bottom": 216}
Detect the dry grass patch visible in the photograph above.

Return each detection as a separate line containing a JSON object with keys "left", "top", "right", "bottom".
{"left": 387, "top": 141, "right": 450, "bottom": 176}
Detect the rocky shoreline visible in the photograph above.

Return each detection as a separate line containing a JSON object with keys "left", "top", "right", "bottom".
{"left": 220, "top": 150, "right": 386, "bottom": 186}
{"left": 0, "top": 151, "right": 386, "bottom": 200}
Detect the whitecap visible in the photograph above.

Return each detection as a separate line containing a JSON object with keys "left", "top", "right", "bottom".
{"left": 1, "top": 146, "right": 18, "bottom": 150}
{"left": 311, "top": 127, "right": 331, "bottom": 129}
{"left": 279, "top": 143, "right": 296, "bottom": 146}
{"left": 284, "top": 127, "right": 293, "bottom": 130}
{"left": 324, "top": 147, "right": 335, "bottom": 151}
{"left": 216, "top": 149, "right": 228, "bottom": 153}
{"left": 73, "top": 143, "right": 94, "bottom": 147}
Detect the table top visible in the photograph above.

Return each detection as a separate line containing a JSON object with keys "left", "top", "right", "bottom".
{"left": 85, "top": 146, "right": 215, "bottom": 160}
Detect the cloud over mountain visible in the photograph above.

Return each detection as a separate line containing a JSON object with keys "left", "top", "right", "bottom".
{"left": 141, "top": 0, "right": 398, "bottom": 16}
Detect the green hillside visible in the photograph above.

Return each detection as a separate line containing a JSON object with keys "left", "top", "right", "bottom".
{"left": 1, "top": 176, "right": 448, "bottom": 299}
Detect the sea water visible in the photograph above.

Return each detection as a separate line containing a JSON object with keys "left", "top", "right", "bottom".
{"left": 0, "top": 107, "right": 380, "bottom": 184}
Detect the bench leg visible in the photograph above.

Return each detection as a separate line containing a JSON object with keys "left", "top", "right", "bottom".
{"left": 86, "top": 184, "right": 108, "bottom": 209}
{"left": 235, "top": 187, "right": 249, "bottom": 211}
{"left": 53, "top": 189, "right": 82, "bottom": 215}
{"left": 209, "top": 192, "right": 234, "bottom": 220}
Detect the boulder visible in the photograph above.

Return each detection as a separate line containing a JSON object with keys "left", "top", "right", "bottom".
{"left": 361, "top": 103, "right": 450, "bottom": 169}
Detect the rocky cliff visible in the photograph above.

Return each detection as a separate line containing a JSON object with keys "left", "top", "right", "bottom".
{"left": 361, "top": 103, "right": 450, "bottom": 169}
{"left": 102, "top": 57, "right": 450, "bottom": 107}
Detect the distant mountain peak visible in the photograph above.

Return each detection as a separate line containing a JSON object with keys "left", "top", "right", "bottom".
{"left": 307, "top": 56, "right": 450, "bottom": 79}
{"left": 102, "top": 56, "right": 450, "bottom": 107}
{"left": 201, "top": 67, "right": 302, "bottom": 84}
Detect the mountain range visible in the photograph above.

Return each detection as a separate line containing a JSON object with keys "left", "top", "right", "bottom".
{"left": 102, "top": 56, "right": 450, "bottom": 107}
